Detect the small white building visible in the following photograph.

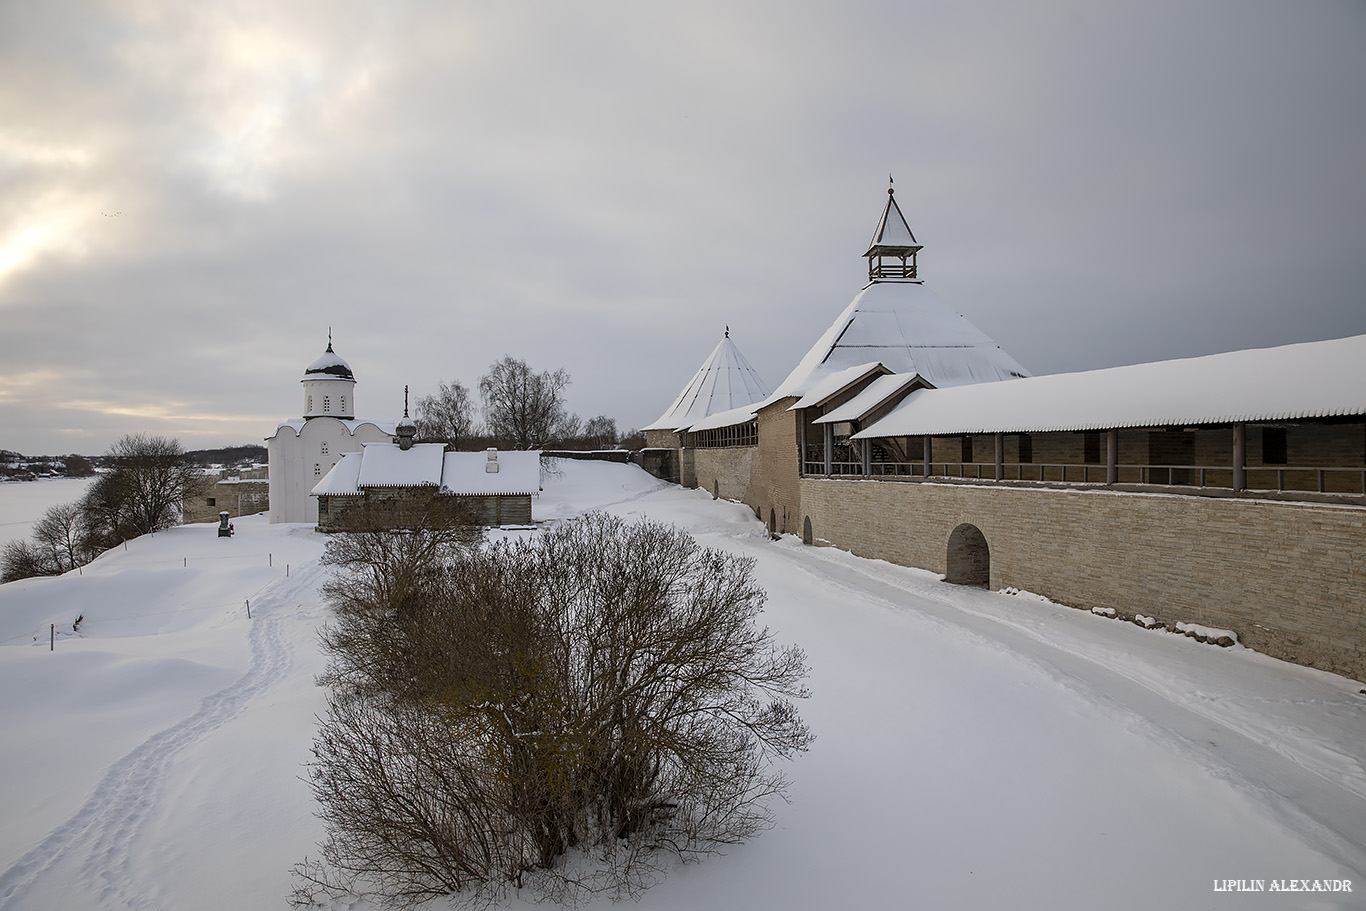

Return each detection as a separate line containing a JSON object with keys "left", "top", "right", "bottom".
{"left": 266, "top": 341, "right": 394, "bottom": 524}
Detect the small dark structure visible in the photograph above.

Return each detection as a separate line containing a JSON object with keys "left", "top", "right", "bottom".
{"left": 217, "top": 511, "right": 235, "bottom": 537}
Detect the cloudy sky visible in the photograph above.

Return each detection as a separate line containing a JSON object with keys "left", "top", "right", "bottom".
{"left": 3, "top": 1, "right": 1363, "bottom": 455}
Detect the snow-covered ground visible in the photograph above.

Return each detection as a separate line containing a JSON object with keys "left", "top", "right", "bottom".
{"left": 0, "top": 461, "right": 1362, "bottom": 910}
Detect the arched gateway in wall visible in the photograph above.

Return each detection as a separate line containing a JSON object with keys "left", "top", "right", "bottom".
{"left": 946, "top": 523, "right": 990, "bottom": 586}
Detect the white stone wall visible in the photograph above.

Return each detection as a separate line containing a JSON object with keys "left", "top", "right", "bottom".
{"left": 267, "top": 418, "right": 390, "bottom": 523}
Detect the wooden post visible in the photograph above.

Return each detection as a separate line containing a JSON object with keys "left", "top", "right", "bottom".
{"left": 50, "top": 624, "right": 54, "bottom": 651}
{"left": 861, "top": 438, "right": 872, "bottom": 475}
{"left": 1107, "top": 429, "right": 1119, "bottom": 484}
{"left": 994, "top": 433, "right": 1004, "bottom": 481}
{"left": 246, "top": 599, "right": 251, "bottom": 619}
{"left": 823, "top": 423, "right": 833, "bottom": 475}
{"left": 1233, "top": 423, "right": 1246, "bottom": 491}
{"left": 923, "top": 436, "right": 932, "bottom": 478}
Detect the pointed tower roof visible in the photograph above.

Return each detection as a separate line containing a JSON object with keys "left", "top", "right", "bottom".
{"left": 864, "top": 177, "right": 922, "bottom": 280}
{"left": 767, "top": 185, "right": 1029, "bottom": 400}
{"left": 644, "top": 330, "right": 772, "bottom": 431}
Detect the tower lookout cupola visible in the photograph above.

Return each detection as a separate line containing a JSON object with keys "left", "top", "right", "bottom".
{"left": 864, "top": 178, "right": 922, "bottom": 282}
{"left": 302, "top": 337, "right": 357, "bottom": 419}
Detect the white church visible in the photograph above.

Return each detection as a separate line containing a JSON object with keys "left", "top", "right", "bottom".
{"left": 266, "top": 341, "right": 394, "bottom": 524}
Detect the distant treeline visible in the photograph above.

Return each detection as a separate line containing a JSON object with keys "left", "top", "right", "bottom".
{"left": 184, "top": 444, "right": 268, "bottom": 467}
{"left": 2, "top": 444, "right": 267, "bottom": 481}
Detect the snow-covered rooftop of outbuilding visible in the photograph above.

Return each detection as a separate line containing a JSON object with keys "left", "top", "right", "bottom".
{"left": 812, "top": 372, "right": 926, "bottom": 424}
{"left": 767, "top": 280, "right": 1030, "bottom": 403}
{"left": 439, "top": 450, "right": 541, "bottom": 496}
{"left": 358, "top": 442, "right": 446, "bottom": 488}
{"left": 312, "top": 445, "right": 542, "bottom": 497}
{"left": 854, "top": 334, "right": 1366, "bottom": 439}
{"left": 643, "top": 334, "right": 771, "bottom": 431}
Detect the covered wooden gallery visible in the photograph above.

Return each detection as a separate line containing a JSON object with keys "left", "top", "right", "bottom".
{"left": 790, "top": 334, "right": 1366, "bottom": 497}
{"left": 312, "top": 442, "right": 541, "bottom": 531}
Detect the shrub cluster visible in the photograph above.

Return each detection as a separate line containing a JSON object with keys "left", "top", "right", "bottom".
{"left": 297, "top": 512, "right": 811, "bottom": 908}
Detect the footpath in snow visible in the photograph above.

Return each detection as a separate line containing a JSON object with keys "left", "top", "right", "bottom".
{"left": 0, "top": 460, "right": 1362, "bottom": 910}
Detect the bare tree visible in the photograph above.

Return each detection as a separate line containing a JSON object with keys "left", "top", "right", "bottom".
{"left": 581, "top": 414, "right": 618, "bottom": 449}
{"left": 2, "top": 501, "right": 100, "bottom": 582}
{"left": 81, "top": 434, "right": 200, "bottom": 546}
{"left": 414, "top": 381, "right": 475, "bottom": 447}
{"left": 33, "top": 501, "right": 96, "bottom": 573}
{"left": 297, "top": 513, "right": 811, "bottom": 907}
{"left": 477, "top": 357, "right": 573, "bottom": 450}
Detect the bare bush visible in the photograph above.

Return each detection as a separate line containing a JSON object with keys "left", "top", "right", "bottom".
{"left": 298, "top": 513, "right": 811, "bottom": 907}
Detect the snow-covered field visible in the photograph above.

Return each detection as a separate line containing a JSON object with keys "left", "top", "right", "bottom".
{"left": 0, "top": 461, "right": 1362, "bottom": 910}
{"left": 0, "top": 478, "right": 94, "bottom": 549}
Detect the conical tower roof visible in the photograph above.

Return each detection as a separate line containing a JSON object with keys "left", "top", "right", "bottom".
{"left": 769, "top": 186, "right": 1029, "bottom": 399}
{"left": 769, "top": 281, "right": 1030, "bottom": 400}
{"left": 644, "top": 331, "right": 771, "bottom": 431}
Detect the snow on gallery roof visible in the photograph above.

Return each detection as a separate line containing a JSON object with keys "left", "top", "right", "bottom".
{"left": 644, "top": 333, "right": 771, "bottom": 431}
{"left": 312, "top": 445, "right": 542, "bottom": 497}
{"left": 303, "top": 342, "right": 355, "bottom": 381}
{"left": 855, "top": 334, "right": 1366, "bottom": 439}
{"left": 769, "top": 280, "right": 1030, "bottom": 403}
{"left": 787, "top": 363, "right": 888, "bottom": 411}
{"left": 686, "top": 402, "right": 763, "bottom": 433}
{"left": 811, "top": 372, "right": 927, "bottom": 424}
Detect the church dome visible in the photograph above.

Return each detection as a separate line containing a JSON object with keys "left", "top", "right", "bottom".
{"left": 304, "top": 342, "right": 355, "bottom": 380}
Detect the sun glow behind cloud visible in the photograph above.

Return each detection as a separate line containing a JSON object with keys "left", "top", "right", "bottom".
{"left": 0, "top": 138, "right": 98, "bottom": 284}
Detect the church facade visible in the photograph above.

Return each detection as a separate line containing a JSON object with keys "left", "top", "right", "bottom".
{"left": 265, "top": 342, "right": 394, "bottom": 524}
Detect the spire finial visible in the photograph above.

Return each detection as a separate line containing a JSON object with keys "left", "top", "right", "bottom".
{"left": 403, "top": 384, "right": 410, "bottom": 418}
{"left": 889, "top": 173, "right": 895, "bottom": 196}
{"left": 725, "top": 325, "right": 729, "bottom": 338}
{"left": 327, "top": 327, "right": 334, "bottom": 353}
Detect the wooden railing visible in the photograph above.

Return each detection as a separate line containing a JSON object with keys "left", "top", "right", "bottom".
{"left": 801, "top": 460, "right": 1366, "bottom": 494}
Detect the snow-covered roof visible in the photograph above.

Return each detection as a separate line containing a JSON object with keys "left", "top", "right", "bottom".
{"left": 439, "top": 450, "right": 541, "bottom": 497}
{"left": 865, "top": 189, "right": 920, "bottom": 253}
{"left": 786, "top": 363, "right": 887, "bottom": 411}
{"left": 312, "top": 451, "right": 363, "bottom": 495}
{"left": 357, "top": 442, "right": 446, "bottom": 488}
{"left": 266, "top": 418, "right": 396, "bottom": 441}
{"left": 686, "top": 402, "right": 763, "bottom": 433}
{"left": 303, "top": 342, "right": 355, "bottom": 381}
{"left": 767, "top": 280, "right": 1030, "bottom": 403}
{"left": 854, "top": 334, "right": 1366, "bottom": 439}
{"left": 644, "top": 333, "right": 771, "bottom": 431}
{"left": 312, "top": 445, "right": 541, "bottom": 497}
{"left": 811, "top": 372, "right": 927, "bottom": 424}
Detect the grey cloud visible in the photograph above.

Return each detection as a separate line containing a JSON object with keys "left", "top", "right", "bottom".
{"left": 1, "top": 1, "right": 1363, "bottom": 453}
